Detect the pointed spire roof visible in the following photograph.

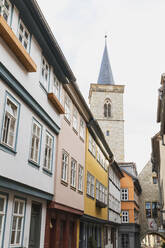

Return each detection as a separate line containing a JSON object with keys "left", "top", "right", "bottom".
{"left": 97, "top": 36, "right": 115, "bottom": 85}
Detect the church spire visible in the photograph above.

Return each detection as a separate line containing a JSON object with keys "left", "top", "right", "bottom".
{"left": 97, "top": 36, "right": 115, "bottom": 85}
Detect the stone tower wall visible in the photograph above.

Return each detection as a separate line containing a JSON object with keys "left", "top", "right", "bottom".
{"left": 89, "top": 84, "right": 125, "bottom": 162}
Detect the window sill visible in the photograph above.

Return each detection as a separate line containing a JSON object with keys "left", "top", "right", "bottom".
{"left": 28, "top": 159, "right": 40, "bottom": 169}
{"left": 88, "top": 149, "right": 96, "bottom": 159}
{"left": 72, "top": 127, "right": 78, "bottom": 135}
{"left": 0, "top": 15, "right": 37, "bottom": 72}
{"left": 43, "top": 167, "right": 52, "bottom": 176}
{"left": 86, "top": 193, "right": 95, "bottom": 200}
{"left": 39, "top": 82, "right": 48, "bottom": 94}
{"left": 0, "top": 143, "right": 17, "bottom": 155}
{"left": 48, "top": 93, "right": 65, "bottom": 114}
{"left": 70, "top": 185, "right": 76, "bottom": 191}
{"left": 61, "top": 179, "right": 68, "bottom": 187}
{"left": 78, "top": 190, "right": 83, "bottom": 195}
{"left": 64, "top": 116, "right": 71, "bottom": 125}
{"left": 80, "top": 136, "right": 84, "bottom": 143}
{"left": 96, "top": 199, "right": 107, "bottom": 208}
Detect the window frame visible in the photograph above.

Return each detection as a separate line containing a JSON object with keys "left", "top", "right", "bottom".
{"left": 52, "top": 73, "right": 61, "bottom": 100}
{"left": 0, "top": 193, "right": 8, "bottom": 248}
{"left": 64, "top": 93, "right": 71, "bottom": 123}
{"left": 29, "top": 118, "right": 42, "bottom": 166}
{"left": 78, "top": 165, "right": 84, "bottom": 192}
{"left": 104, "top": 99, "right": 111, "bottom": 118}
{"left": 72, "top": 106, "right": 78, "bottom": 132}
{"left": 121, "top": 189, "right": 128, "bottom": 201}
{"left": 18, "top": 19, "right": 31, "bottom": 53}
{"left": 43, "top": 130, "right": 54, "bottom": 173}
{"left": 40, "top": 56, "right": 50, "bottom": 92}
{"left": 0, "top": 0, "right": 12, "bottom": 25}
{"left": 10, "top": 197, "right": 26, "bottom": 247}
{"left": 87, "top": 172, "right": 95, "bottom": 198}
{"left": 80, "top": 118, "right": 85, "bottom": 140}
{"left": 70, "top": 158, "right": 77, "bottom": 188}
{"left": 121, "top": 211, "right": 129, "bottom": 223}
{"left": 1, "top": 92, "right": 20, "bottom": 153}
{"left": 61, "top": 150, "right": 69, "bottom": 183}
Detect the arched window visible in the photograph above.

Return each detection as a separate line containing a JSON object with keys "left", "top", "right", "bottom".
{"left": 104, "top": 99, "right": 111, "bottom": 117}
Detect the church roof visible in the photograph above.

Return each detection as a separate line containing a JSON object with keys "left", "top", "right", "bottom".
{"left": 97, "top": 37, "right": 115, "bottom": 85}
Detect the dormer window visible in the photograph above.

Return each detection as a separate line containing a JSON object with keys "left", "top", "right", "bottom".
{"left": 18, "top": 20, "right": 30, "bottom": 51}
{"left": 104, "top": 99, "right": 111, "bottom": 117}
{"left": 0, "top": 0, "right": 11, "bottom": 24}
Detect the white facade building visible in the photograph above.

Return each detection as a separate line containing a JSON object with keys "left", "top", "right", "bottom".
{"left": 0, "top": 0, "right": 75, "bottom": 247}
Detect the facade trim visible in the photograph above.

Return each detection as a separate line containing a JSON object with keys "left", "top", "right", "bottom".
{"left": 49, "top": 201, "right": 84, "bottom": 216}
{"left": 0, "top": 176, "right": 53, "bottom": 200}
{"left": 80, "top": 214, "right": 107, "bottom": 224}
{"left": 0, "top": 62, "right": 60, "bottom": 134}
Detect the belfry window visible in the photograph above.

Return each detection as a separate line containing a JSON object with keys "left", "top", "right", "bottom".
{"left": 104, "top": 99, "right": 111, "bottom": 117}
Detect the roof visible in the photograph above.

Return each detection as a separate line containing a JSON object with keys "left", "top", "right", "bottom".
{"left": 97, "top": 37, "right": 115, "bottom": 85}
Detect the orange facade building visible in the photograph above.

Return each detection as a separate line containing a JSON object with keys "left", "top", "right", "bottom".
{"left": 118, "top": 163, "right": 142, "bottom": 248}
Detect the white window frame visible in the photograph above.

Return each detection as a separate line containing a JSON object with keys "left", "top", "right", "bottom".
{"left": 18, "top": 19, "right": 30, "bottom": 51}
{"left": 87, "top": 172, "right": 95, "bottom": 198}
{"left": 88, "top": 134, "right": 96, "bottom": 157}
{"left": 0, "top": 0, "right": 12, "bottom": 25}
{"left": 80, "top": 118, "right": 85, "bottom": 140}
{"left": 43, "top": 131, "right": 53, "bottom": 171}
{"left": 64, "top": 93, "right": 71, "bottom": 122}
{"left": 0, "top": 194, "right": 7, "bottom": 247}
{"left": 78, "top": 165, "right": 83, "bottom": 192}
{"left": 121, "top": 189, "right": 128, "bottom": 201}
{"left": 40, "top": 56, "right": 50, "bottom": 91}
{"left": 61, "top": 150, "right": 69, "bottom": 182}
{"left": 29, "top": 119, "right": 42, "bottom": 165}
{"left": 52, "top": 74, "right": 60, "bottom": 100}
{"left": 96, "top": 180, "right": 107, "bottom": 204}
{"left": 72, "top": 107, "right": 78, "bottom": 131}
{"left": 122, "top": 211, "right": 129, "bottom": 223}
{"left": 1, "top": 94, "right": 19, "bottom": 150}
{"left": 10, "top": 198, "right": 25, "bottom": 247}
{"left": 70, "top": 158, "right": 77, "bottom": 188}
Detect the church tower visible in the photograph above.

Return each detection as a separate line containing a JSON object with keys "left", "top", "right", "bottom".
{"left": 89, "top": 37, "right": 125, "bottom": 162}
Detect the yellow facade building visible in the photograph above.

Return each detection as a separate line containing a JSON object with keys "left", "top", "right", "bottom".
{"left": 79, "top": 122, "right": 112, "bottom": 248}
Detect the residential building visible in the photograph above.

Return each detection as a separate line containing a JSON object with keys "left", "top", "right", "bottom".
{"left": 119, "top": 163, "right": 142, "bottom": 248}
{"left": 79, "top": 119, "right": 121, "bottom": 248}
{"left": 151, "top": 73, "right": 165, "bottom": 236}
{"left": 89, "top": 37, "right": 125, "bottom": 163}
{"left": 138, "top": 160, "right": 161, "bottom": 242}
{"left": 107, "top": 162, "right": 123, "bottom": 248}
{"left": 0, "top": 0, "right": 75, "bottom": 247}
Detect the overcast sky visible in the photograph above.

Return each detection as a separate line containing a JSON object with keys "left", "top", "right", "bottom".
{"left": 37, "top": 0, "right": 165, "bottom": 173}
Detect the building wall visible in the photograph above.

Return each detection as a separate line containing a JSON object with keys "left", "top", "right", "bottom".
{"left": 0, "top": 187, "right": 47, "bottom": 248}
{"left": 138, "top": 161, "right": 160, "bottom": 238}
{"left": 84, "top": 129, "right": 108, "bottom": 220}
{"left": 159, "top": 141, "right": 165, "bottom": 222}
{"left": 120, "top": 171, "right": 139, "bottom": 224}
{"left": 54, "top": 87, "right": 86, "bottom": 211}
{"left": 89, "top": 84, "right": 124, "bottom": 162}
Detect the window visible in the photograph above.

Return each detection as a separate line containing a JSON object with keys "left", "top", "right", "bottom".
{"left": 61, "top": 151, "right": 69, "bottom": 182}
{"left": 104, "top": 99, "right": 111, "bottom": 117}
{"left": 121, "top": 211, "right": 129, "bottom": 223}
{"left": 152, "top": 202, "right": 158, "bottom": 218}
{"left": 78, "top": 165, "right": 83, "bottom": 192}
{"left": 43, "top": 132, "right": 53, "bottom": 171}
{"left": 10, "top": 198, "right": 25, "bottom": 246}
{"left": 121, "top": 234, "right": 129, "bottom": 248}
{"left": 87, "top": 172, "right": 95, "bottom": 198}
{"left": 40, "top": 56, "right": 49, "bottom": 91}
{"left": 52, "top": 74, "right": 60, "bottom": 100}
{"left": 88, "top": 134, "right": 96, "bottom": 157}
{"left": 121, "top": 189, "right": 128, "bottom": 201}
{"left": 0, "top": 0, "right": 11, "bottom": 24}
{"left": 153, "top": 177, "right": 158, "bottom": 184}
{"left": 73, "top": 107, "right": 78, "bottom": 131}
{"left": 0, "top": 194, "right": 7, "bottom": 247}
{"left": 96, "top": 180, "right": 107, "bottom": 205}
{"left": 70, "top": 158, "right": 77, "bottom": 188}
{"left": 106, "top": 130, "right": 110, "bottom": 136}
{"left": 64, "top": 94, "right": 71, "bottom": 122}
{"left": 29, "top": 119, "right": 42, "bottom": 164}
{"left": 2, "top": 95, "right": 19, "bottom": 149}
{"left": 80, "top": 119, "right": 85, "bottom": 140}
{"left": 145, "top": 202, "right": 151, "bottom": 218}
{"left": 18, "top": 20, "right": 30, "bottom": 51}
